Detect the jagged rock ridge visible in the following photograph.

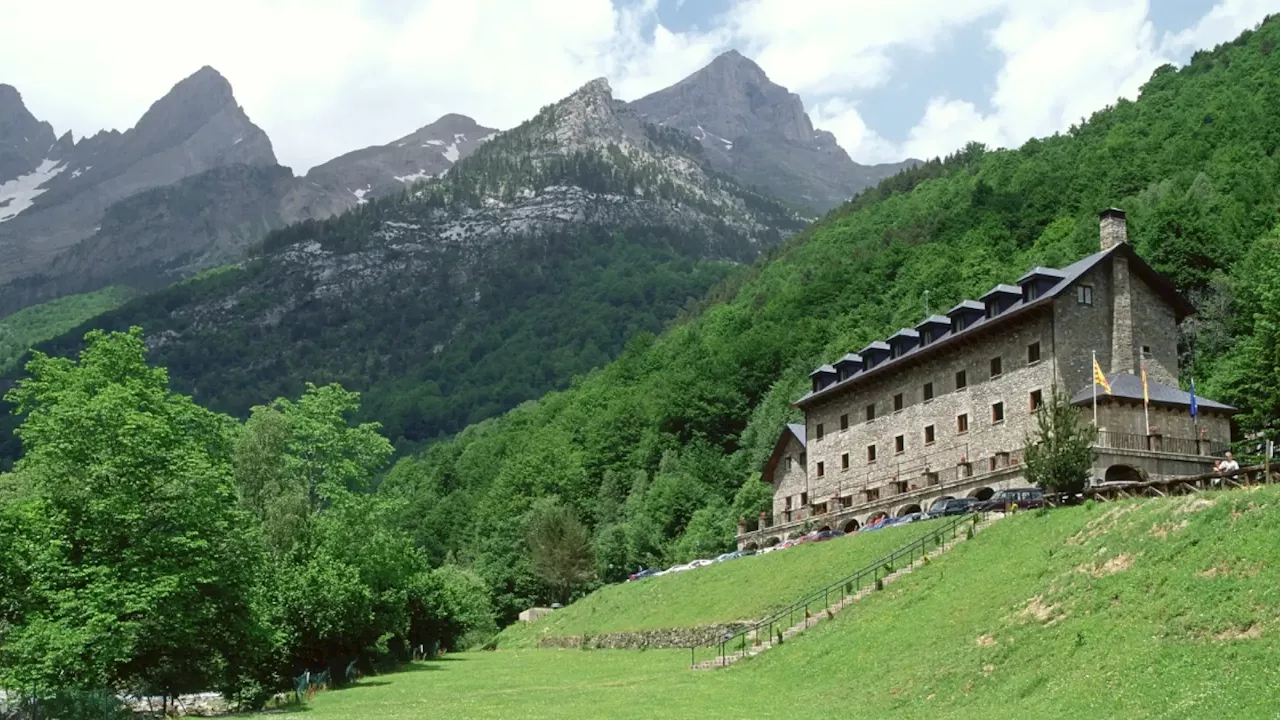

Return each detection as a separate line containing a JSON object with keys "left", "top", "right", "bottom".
{"left": 629, "top": 50, "right": 918, "bottom": 212}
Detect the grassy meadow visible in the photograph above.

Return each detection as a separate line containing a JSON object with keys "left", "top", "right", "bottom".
{"left": 293, "top": 486, "right": 1280, "bottom": 719}
{"left": 497, "top": 518, "right": 952, "bottom": 648}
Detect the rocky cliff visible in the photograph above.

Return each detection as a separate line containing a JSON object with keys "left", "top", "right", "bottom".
{"left": 0, "top": 68, "right": 280, "bottom": 283}
{"left": 304, "top": 113, "right": 497, "bottom": 204}
{"left": 629, "top": 50, "right": 918, "bottom": 212}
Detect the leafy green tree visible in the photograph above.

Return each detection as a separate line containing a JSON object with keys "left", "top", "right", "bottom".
{"left": 0, "top": 327, "right": 263, "bottom": 700}
{"left": 1023, "top": 390, "right": 1099, "bottom": 494}
{"left": 525, "top": 500, "right": 595, "bottom": 604}
{"left": 407, "top": 565, "right": 497, "bottom": 652}
{"left": 233, "top": 383, "right": 393, "bottom": 556}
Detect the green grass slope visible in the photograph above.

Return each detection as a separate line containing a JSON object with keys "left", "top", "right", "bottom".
{"left": 0, "top": 286, "right": 136, "bottom": 374}
{"left": 292, "top": 487, "right": 1279, "bottom": 719}
{"left": 498, "top": 519, "right": 946, "bottom": 647}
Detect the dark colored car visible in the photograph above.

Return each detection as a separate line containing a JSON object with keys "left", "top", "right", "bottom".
{"left": 628, "top": 568, "right": 659, "bottom": 581}
{"left": 927, "top": 497, "right": 977, "bottom": 518}
{"left": 809, "top": 529, "right": 846, "bottom": 543}
{"left": 976, "top": 487, "right": 1045, "bottom": 512}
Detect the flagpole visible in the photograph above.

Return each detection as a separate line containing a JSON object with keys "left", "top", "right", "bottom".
{"left": 1142, "top": 360, "right": 1151, "bottom": 436}
{"left": 1092, "top": 350, "right": 1098, "bottom": 426}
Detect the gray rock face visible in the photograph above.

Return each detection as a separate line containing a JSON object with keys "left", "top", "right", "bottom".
{"left": 304, "top": 113, "right": 497, "bottom": 204}
{"left": 629, "top": 50, "right": 918, "bottom": 212}
{"left": 0, "top": 66, "right": 278, "bottom": 283}
{"left": 0, "top": 84, "right": 58, "bottom": 184}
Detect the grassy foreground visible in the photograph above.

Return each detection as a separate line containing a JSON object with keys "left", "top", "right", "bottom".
{"left": 297, "top": 487, "right": 1279, "bottom": 718}
{"left": 498, "top": 519, "right": 948, "bottom": 647}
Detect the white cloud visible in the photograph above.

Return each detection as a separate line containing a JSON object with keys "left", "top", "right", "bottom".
{"left": 808, "top": 98, "right": 901, "bottom": 164}
{"left": 3, "top": 0, "right": 1278, "bottom": 175}
{"left": 0, "top": 0, "right": 724, "bottom": 173}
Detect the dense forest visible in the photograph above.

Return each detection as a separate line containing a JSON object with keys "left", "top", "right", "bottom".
{"left": 372, "top": 17, "right": 1280, "bottom": 621}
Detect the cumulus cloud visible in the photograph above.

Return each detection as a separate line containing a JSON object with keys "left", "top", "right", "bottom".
{"left": 4, "top": 0, "right": 1278, "bottom": 173}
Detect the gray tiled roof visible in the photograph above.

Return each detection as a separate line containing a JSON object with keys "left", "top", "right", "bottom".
{"left": 980, "top": 283, "right": 1022, "bottom": 299}
{"left": 1018, "top": 266, "right": 1067, "bottom": 283}
{"left": 1069, "top": 372, "right": 1236, "bottom": 412}
{"left": 948, "top": 299, "right": 985, "bottom": 315}
{"left": 786, "top": 423, "right": 807, "bottom": 448}
{"left": 796, "top": 243, "right": 1193, "bottom": 408}
{"left": 808, "top": 364, "right": 836, "bottom": 377}
{"left": 835, "top": 353, "right": 863, "bottom": 366}
{"left": 916, "top": 315, "right": 951, "bottom": 329}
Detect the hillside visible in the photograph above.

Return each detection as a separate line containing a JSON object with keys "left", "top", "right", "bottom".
{"left": 372, "top": 16, "right": 1280, "bottom": 622}
{"left": 0, "top": 78, "right": 801, "bottom": 461}
{"left": 498, "top": 519, "right": 942, "bottom": 648}
{"left": 0, "top": 285, "right": 136, "bottom": 374}
{"left": 287, "top": 488, "right": 1280, "bottom": 719}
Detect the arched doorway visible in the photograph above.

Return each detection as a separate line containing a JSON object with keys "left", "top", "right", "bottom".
{"left": 867, "top": 511, "right": 889, "bottom": 525}
{"left": 896, "top": 503, "right": 923, "bottom": 518}
{"left": 816, "top": 525, "right": 831, "bottom": 532}
{"left": 1104, "top": 464, "right": 1144, "bottom": 483}
{"left": 764, "top": 536, "right": 782, "bottom": 547}
{"left": 842, "top": 518, "right": 861, "bottom": 533}
{"left": 968, "top": 487, "right": 995, "bottom": 501}
{"left": 743, "top": 542, "right": 759, "bottom": 551}
{"left": 787, "top": 531, "right": 806, "bottom": 540}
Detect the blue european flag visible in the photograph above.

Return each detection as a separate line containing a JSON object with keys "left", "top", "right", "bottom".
{"left": 1189, "top": 378, "right": 1198, "bottom": 419}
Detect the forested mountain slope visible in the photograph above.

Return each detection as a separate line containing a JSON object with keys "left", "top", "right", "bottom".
{"left": 0, "top": 78, "right": 801, "bottom": 459}
{"left": 376, "top": 16, "right": 1280, "bottom": 621}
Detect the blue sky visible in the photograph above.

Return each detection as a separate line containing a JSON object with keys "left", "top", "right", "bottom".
{"left": 4, "top": 0, "right": 1279, "bottom": 170}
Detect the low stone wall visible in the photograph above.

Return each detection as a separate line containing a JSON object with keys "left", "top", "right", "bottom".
{"left": 537, "top": 623, "right": 755, "bottom": 650}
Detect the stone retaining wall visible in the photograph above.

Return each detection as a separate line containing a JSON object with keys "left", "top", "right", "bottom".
{"left": 537, "top": 623, "right": 755, "bottom": 650}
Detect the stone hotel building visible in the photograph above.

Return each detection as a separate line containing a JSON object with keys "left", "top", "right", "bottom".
{"left": 741, "top": 209, "right": 1236, "bottom": 549}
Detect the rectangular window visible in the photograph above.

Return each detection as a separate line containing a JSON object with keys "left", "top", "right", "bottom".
{"left": 894, "top": 393, "right": 904, "bottom": 412}
{"left": 955, "top": 370, "right": 967, "bottom": 390}
{"left": 992, "top": 401, "right": 1005, "bottom": 424}
{"left": 989, "top": 456, "right": 998, "bottom": 472}
{"left": 1030, "top": 389, "right": 1044, "bottom": 412}
{"left": 1078, "top": 284, "right": 1093, "bottom": 305}
{"left": 990, "top": 356, "right": 1003, "bottom": 378}
{"left": 785, "top": 496, "right": 793, "bottom": 509}
{"left": 1027, "top": 341, "right": 1041, "bottom": 364}
{"left": 816, "top": 462, "right": 824, "bottom": 478}
{"left": 841, "top": 453, "right": 850, "bottom": 470}
{"left": 839, "top": 413, "right": 849, "bottom": 431}
{"left": 1142, "top": 345, "right": 1151, "bottom": 357}
{"left": 801, "top": 492, "right": 808, "bottom": 505}
{"left": 921, "top": 329, "right": 932, "bottom": 345}
{"left": 957, "top": 413, "right": 969, "bottom": 434}
{"left": 866, "top": 403, "right": 876, "bottom": 421}
{"left": 924, "top": 425, "right": 936, "bottom": 445}
{"left": 923, "top": 382, "right": 934, "bottom": 402}
{"left": 867, "top": 444, "right": 878, "bottom": 463}
{"left": 894, "top": 435, "right": 905, "bottom": 454}
{"left": 784, "top": 456, "right": 792, "bottom": 471}
{"left": 960, "top": 461, "right": 973, "bottom": 477}
{"left": 816, "top": 423, "right": 824, "bottom": 441}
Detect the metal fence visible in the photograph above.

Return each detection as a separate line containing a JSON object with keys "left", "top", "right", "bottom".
{"left": 696, "top": 513, "right": 981, "bottom": 668}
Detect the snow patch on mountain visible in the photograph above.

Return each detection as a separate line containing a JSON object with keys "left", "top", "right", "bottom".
{"left": 0, "top": 158, "right": 66, "bottom": 222}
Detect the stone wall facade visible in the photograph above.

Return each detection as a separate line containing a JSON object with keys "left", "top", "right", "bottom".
{"left": 802, "top": 309, "right": 1058, "bottom": 510}
{"left": 537, "top": 623, "right": 755, "bottom": 650}
{"left": 770, "top": 433, "right": 809, "bottom": 521}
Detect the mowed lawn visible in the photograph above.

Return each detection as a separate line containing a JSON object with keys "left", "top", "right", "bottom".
{"left": 296, "top": 487, "right": 1280, "bottom": 719}
{"left": 498, "top": 518, "right": 953, "bottom": 647}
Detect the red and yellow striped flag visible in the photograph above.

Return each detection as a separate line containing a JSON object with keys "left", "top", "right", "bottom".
{"left": 1093, "top": 356, "right": 1112, "bottom": 394}
{"left": 1141, "top": 362, "right": 1150, "bottom": 408}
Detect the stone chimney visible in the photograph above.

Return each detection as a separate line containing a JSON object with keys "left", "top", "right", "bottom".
{"left": 1099, "top": 208, "right": 1127, "bottom": 250}
{"left": 1105, "top": 208, "right": 1135, "bottom": 375}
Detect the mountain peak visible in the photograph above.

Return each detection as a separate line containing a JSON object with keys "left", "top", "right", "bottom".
{"left": 0, "top": 83, "right": 58, "bottom": 182}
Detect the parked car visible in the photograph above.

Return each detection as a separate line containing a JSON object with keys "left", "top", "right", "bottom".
{"left": 897, "top": 512, "right": 925, "bottom": 524}
{"left": 976, "top": 487, "right": 1045, "bottom": 512}
{"left": 809, "top": 529, "right": 846, "bottom": 542}
{"left": 861, "top": 517, "right": 892, "bottom": 532}
{"left": 927, "top": 497, "right": 977, "bottom": 518}
{"left": 628, "top": 568, "right": 660, "bottom": 581}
